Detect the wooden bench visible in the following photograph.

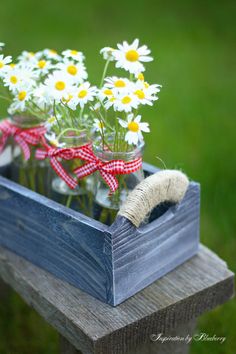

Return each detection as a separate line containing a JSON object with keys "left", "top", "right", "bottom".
{"left": 0, "top": 244, "right": 234, "bottom": 354}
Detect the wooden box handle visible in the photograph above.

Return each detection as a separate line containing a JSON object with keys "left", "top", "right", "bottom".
{"left": 118, "top": 170, "right": 189, "bottom": 227}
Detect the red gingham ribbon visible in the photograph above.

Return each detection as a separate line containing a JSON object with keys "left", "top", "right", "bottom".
{"left": 73, "top": 145, "right": 142, "bottom": 193}
{"left": 0, "top": 119, "right": 46, "bottom": 160}
{"left": 35, "top": 138, "right": 92, "bottom": 190}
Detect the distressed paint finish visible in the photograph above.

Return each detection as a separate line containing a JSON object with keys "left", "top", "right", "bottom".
{"left": 0, "top": 163, "right": 200, "bottom": 306}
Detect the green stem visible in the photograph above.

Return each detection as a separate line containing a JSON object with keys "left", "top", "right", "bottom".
{"left": 100, "top": 59, "right": 111, "bottom": 88}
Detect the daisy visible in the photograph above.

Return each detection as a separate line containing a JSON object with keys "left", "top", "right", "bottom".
{"left": 45, "top": 132, "right": 65, "bottom": 148}
{"left": 34, "top": 59, "right": 53, "bottom": 75}
{"left": 56, "top": 60, "right": 88, "bottom": 83}
{"left": 3, "top": 68, "right": 24, "bottom": 92}
{"left": 113, "top": 93, "right": 139, "bottom": 112}
{"left": 17, "top": 51, "right": 36, "bottom": 63}
{"left": 0, "top": 54, "right": 12, "bottom": 76}
{"left": 44, "top": 71, "right": 74, "bottom": 102}
{"left": 98, "top": 87, "right": 115, "bottom": 101}
{"left": 45, "top": 114, "right": 61, "bottom": 130}
{"left": 62, "top": 49, "right": 84, "bottom": 62}
{"left": 104, "top": 76, "right": 131, "bottom": 92}
{"left": 33, "top": 83, "right": 52, "bottom": 108}
{"left": 133, "top": 81, "right": 161, "bottom": 106}
{"left": 113, "top": 39, "right": 153, "bottom": 74}
{"left": 43, "top": 49, "right": 61, "bottom": 61}
{"left": 100, "top": 47, "right": 115, "bottom": 61}
{"left": 93, "top": 118, "right": 105, "bottom": 133}
{"left": 67, "top": 82, "right": 97, "bottom": 110}
{"left": 8, "top": 87, "right": 33, "bottom": 113}
{"left": 118, "top": 114, "right": 150, "bottom": 145}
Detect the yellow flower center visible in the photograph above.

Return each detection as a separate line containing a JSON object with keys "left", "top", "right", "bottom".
{"left": 10, "top": 63, "right": 16, "bottom": 68}
{"left": 0, "top": 61, "right": 4, "bottom": 69}
{"left": 50, "top": 49, "right": 57, "bottom": 54}
{"left": 122, "top": 96, "right": 132, "bottom": 104}
{"left": 78, "top": 90, "right": 87, "bottom": 98}
{"left": 55, "top": 81, "right": 66, "bottom": 91}
{"left": 135, "top": 89, "right": 145, "bottom": 99}
{"left": 48, "top": 116, "right": 56, "bottom": 124}
{"left": 144, "top": 82, "right": 149, "bottom": 88}
{"left": 115, "top": 79, "right": 126, "bottom": 88}
{"left": 10, "top": 76, "right": 18, "bottom": 84}
{"left": 18, "top": 91, "right": 27, "bottom": 101}
{"left": 109, "top": 96, "right": 115, "bottom": 102}
{"left": 137, "top": 73, "right": 144, "bottom": 81}
{"left": 103, "top": 89, "right": 113, "bottom": 96}
{"left": 125, "top": 50, "right": 139, "bottom": 62}
{"left": 128, "top": 121, "right": 139, "bottom": 132}
{"left": 51, "top": 139, "right": 59, "bottom": 147}
{"left": 70, "top": 50, "right": 78, "bottom": 55}
{"left": 67, "top": 65, "right": 77, "bottom": 76}
{"left": 98, "top": 121, "right": 104, "bottom": 129}
{"left": 29, "top": 52, "right": 35, "bottom": 57}
{"left": 38, "top": 60, "right": 46, "bottom": 69}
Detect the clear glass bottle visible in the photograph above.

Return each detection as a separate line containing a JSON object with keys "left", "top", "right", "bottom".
{"left": 51, "top": 131, "right": 94, "bottom": 216}
{"left": 10, "top": 115, "right": 50, "bottom": 196}
{"left": 93, "top": 141, "right": 144, "bottom": 225}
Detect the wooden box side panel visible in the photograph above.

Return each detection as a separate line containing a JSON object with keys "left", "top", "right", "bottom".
{"left": 0, "top": 177, "right": 111, "bottom": 303}
{"left": 109, "top": 182, "right": 200, "bottom": 305}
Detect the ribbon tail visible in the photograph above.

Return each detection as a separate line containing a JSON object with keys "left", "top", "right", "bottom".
{"left": 50, "top": 157, "right": 78, "bottom": 190}
{"left": 14, "top": 135, "right": 31, "bottom": 161}
{"left": 100, "top": 170, "right": 119, "bottom": 193}
{"left": 35, "top": 148, "right": 47, "bottom": 160}
{"left": 74, "top": 162, "right": 97, "bottom": 179}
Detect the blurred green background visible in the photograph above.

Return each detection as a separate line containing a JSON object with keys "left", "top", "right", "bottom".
{"left": 0, "top": 0, "right": 235, "bottom": 353}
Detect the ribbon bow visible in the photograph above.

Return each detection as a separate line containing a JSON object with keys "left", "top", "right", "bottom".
{"left": 35, "top": 139, "right": 92, "bottom": 190}
{"left": 73, "top": 146, "right": 142, "bottom": 193}
{"left": 0, "top": 119, "right": 46, "bottom": 160}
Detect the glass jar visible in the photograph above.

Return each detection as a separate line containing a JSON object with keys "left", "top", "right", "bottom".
{"left": 93, "top": 141, "right": 144, "bottom": 225}
{"left": 10, "top": 115, "right": 51, "bottom": 197}
{"left": 51, "top": 131, "right": 94, "bottom": 216}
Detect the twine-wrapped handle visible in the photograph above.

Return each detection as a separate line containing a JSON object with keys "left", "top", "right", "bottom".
{"left": 118, "top": 170, "right": 189, "bottom": 227}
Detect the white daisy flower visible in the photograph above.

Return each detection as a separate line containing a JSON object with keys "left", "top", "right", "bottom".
{"left": 100, "top": 47, "right": 115, "bottom": 61}
{"left": 3, "top": 68, "right": 23, "bottom": 92}
{"left": 56, "top": 60, "right": 88, "bottom": 84}
{"left": 104, "top": 76, "right": 132, "bottom": 92}
{"left": 34, "top": 59, "right": 53, "bottom": 75}
{"left": 45, "top": 114, "right": 61, "bottom": 130}
{"left": 98, "top": 87, "right": 115, "bottom": 101}
{"left": 62, "top": 49, "right": 84, "bottom": 62}
{"left": 0, "top": 42, "right": 5, "bottom": 51}
{"left": 33, "top": 83, "right": 52, "bottom": 108}
{"left": 44, "top": 71, "right": 74, "bottom": 102}
{"left": 67, "top": 82, "right": 97, "bottom": 110}
{"left": 45, "top": 132, "right": 65, "bottom": 148}
{"left": 8, "top": 88, "right": 32, "bottom": 113}
{"left": 118, "top": 114, "right": 150, "bottom": 145}
{"left": 90, "top": 102, "right": 101, "bottom": 111}
{"left": 93, "top": 118, "right": 105, "bottom": 133}
{"left": 133, "top": 81, "right": 161, "bottom": 106}
{"left": 0, "top": 54, "right": 12, "bottom": 76}
{"left": 113, "top": 39, "right": 153, "bottom": 74}
{"left": 43, "top": 49, "right": 61, "bottom": 61}
{"left": 113, "top": 93, "right": 139, "bottom": 112}
{"left": 17, "top": 51, "right": 36, "bottom": 63}
{"left": 135, "top": 72, "right": 145, "bottom": 81}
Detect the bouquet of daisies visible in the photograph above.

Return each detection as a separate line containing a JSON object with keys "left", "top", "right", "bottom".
{"left": 0, "top": 39, "right": 161, "bottom": 224}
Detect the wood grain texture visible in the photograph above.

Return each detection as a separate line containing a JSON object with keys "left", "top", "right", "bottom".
{"left": 0, "top": 162, "right": 200, "bottom": 306}
{"left": 0, "top": 245, "right": 234, "bottom": 354}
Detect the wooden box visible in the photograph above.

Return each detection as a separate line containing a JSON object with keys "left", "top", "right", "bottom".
{"left": 0, "top": 162, "right": 200, "bottom": 306}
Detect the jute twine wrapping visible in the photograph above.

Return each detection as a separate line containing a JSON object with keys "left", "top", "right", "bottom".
{"left": 118, "top": 170, "right": 189, "bottom": 227}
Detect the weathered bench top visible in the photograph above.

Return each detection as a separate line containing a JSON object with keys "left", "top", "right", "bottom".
{"left": 0, "top": 244, "right": 234, "bottom": 354}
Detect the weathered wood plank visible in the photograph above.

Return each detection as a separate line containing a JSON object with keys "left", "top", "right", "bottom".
{"left": 0, "top": 245, "right": 234, "bottom": 354}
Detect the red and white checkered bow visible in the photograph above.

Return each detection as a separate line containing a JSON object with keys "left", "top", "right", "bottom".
{"left": 35, "top": 139, "right": 92, "bottom": 190}
{"left": 0, "top": 119, "right": 46, "bottom": 160}
{"left": 73, "top": 145, "right": 143, "bottom": 193}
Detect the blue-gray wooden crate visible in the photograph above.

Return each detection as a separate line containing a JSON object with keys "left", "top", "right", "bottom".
{"left": 0, "top": 163, "right": 200, "bottom": 306}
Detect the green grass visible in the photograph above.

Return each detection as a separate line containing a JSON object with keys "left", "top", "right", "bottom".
{"left": 0, "top": 0, "right": 236, "bottom": 353}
